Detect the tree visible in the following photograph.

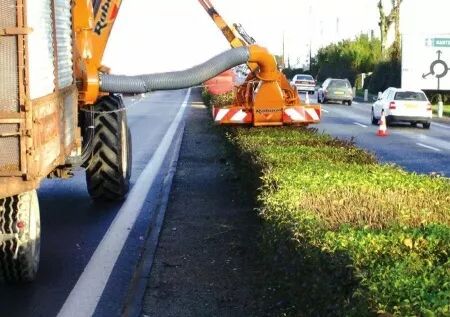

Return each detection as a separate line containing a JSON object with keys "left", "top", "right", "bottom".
{"left": 378, "top": 0, "right": 402, "bottom": 59}
{"left": 314, "top": 35, "right": 381, "bottom": 85}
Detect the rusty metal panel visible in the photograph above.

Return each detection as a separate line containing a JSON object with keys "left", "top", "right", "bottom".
{"left": 55, "top": 0, "right": 73, "bottom": 88}
{"left": 0, "top": 177, "right": 37, "bottom": 200}
{"left": 27, "top": 0, "right": 55, "bottom": 99}
{"left": 0, "top": 124, "right": 20, "bottom": 173}
{"left": 32, "top": 94, "right": 63, "bottom": 177}
{"left": 63, "top": 89, "right": 76, "bottom": 148}
{"left": 0, "top": 0, "right": 19, "bottom": 112}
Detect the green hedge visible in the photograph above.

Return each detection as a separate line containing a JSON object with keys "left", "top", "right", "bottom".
{"left": 226, "top": 127, "right": 450, "bottom": 316}
{"left": 367, "top": 59, "right": 401, "bottom": 94}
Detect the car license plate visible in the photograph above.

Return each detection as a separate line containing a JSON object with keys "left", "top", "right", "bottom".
{"left": 334, "top": 91, "right": 344, "bottom": 95}
{"left": 405, "top": 103, "right": 417, "bottom": 109}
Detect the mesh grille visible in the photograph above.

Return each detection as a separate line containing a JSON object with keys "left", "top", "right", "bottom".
{"left": 27, "top": 0, "right": 55, "bottom": 99}
{"left": 0, "top": 124, "right": 20, "bottom": 172}
{"left": 0, "top": 0, "right": 19, "bottom": 112}
{"left": 55, "top": 0, "right": 73, "bottom": 88}
{"left": 0, "top": 0, "right": 16, "bottom": 28}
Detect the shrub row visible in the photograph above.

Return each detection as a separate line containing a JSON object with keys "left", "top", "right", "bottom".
{"left": 225, "top": 126, "right": 450, "bottom": 316}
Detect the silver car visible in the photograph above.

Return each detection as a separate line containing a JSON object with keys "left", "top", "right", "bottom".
{"left": 318, "top": 78, "right": 353, "bottom": 105}
{"left": 291, "top": 74, "right": 316, "bottom": 94}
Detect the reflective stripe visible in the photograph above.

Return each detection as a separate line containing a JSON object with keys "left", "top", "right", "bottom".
{"left": 306, "top": 108, "right": 319, "bottom": 121}
{"left": 214, "top": 109, "right": 229, "bottom": 122}
{"left": 230, "top": 109, "right": 247, "bottom": 122}
{"left": 284, "top": 108, "right": 305, "bottom": 121}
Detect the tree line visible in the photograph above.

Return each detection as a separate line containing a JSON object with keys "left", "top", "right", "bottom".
{"left": 283, "top": 0, "right": 403, "bottom": 94}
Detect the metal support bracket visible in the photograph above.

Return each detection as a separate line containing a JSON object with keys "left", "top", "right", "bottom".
{"left": 0, "top": 27, "right": 32, "bottom": 36}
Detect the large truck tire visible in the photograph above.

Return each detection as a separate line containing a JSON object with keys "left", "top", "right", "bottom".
{"left": 0, "top": 190, "right": 41, "bottom": 283}
{"left": 86, "top": 94, "right": 132, "bottom": 200}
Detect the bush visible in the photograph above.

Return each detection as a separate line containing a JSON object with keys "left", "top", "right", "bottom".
{"left": 226, "top": 126, "right": 450, "bottom": 316}
{"left": 202, "top": 88, "right": 234, "bottom": 108}
{"left": 368, "top": 58, "right": 401, "bottom": 94}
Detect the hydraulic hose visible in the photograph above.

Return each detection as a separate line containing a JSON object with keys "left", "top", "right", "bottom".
{"left": 99, "top": 47, "right": 250, "bottom": 93}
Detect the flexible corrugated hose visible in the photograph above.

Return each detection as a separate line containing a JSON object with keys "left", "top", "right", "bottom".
{"left": 99, "top": 47, "right": 250, "bottom": 93}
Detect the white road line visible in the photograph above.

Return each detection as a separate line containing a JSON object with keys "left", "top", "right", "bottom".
{"left": 322, "top": 109, "right": 329, "bottom": 113}
{"left": 416, "top": 142, "right": 441, "bottom": 152}
{"left": 353, "top": 122, "right": 368, "bottom": 128}
{"left": 433, "top": 122, "right": 450, "bottom": 129}
{"left": 57, "top": 89, "right": 191, "bottom": 317}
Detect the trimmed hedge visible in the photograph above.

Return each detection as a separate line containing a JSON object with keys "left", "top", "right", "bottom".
{"left": 225, "top": 127, "right": 450, "bottom": 316}
{"left": 367, "top": 59, "right": 401, "bottom": 94}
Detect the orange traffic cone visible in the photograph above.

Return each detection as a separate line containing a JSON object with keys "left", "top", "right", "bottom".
{"left": 377, "top": 112, "right": 388, "bottom": 137}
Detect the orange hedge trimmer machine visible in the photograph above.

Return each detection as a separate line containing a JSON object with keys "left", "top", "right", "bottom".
{"left": 199, "top": 0, "right": 321, "bottom": 126}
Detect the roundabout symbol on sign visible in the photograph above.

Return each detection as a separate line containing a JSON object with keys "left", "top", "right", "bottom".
{"left": 422, "top": 50, "right": 448, "bottom": 90}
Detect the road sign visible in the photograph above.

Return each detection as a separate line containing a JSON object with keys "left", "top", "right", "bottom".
{"left": 402, "top": 34, "right": 450, "bottom": 91}
{"left": 428, "top": 38, "right": 450, "bottom": 48}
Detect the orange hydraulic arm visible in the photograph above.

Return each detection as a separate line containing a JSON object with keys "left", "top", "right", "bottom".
{"left": 198, "top": 0, "right": 246, "bottom": 48}
{"left": 72, "top": 0, "right": 122, "bottom": 105}
{"left": 198, "top": 0, "right": 258, "bottom": 72}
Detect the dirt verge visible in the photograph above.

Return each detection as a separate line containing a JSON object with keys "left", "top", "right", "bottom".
{"left": 141, "top": 91, "right": 270, "bottom": 317}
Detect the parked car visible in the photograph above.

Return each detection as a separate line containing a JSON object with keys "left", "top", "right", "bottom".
{"left": 318, "top": 78, "right": 353, "bottom": 105}
{"left": 290, "top": 74, "right": 316, "bottom": 94}
{"left": 371, "top": 87, "right": 432, "bottom": 129}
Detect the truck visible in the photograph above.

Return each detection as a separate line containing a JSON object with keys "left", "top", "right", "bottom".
{"left": 0, "top": 0, "right": 320, "bottom": 283}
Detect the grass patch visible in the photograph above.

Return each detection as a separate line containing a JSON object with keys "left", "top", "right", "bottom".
{"left": 225, "top": 126, "right": 450, "bottom": 316}
{"left": 432, "top": 104, "right": 450, "bottom": 117}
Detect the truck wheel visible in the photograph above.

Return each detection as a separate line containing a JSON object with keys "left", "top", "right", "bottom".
{"left": 86, "top": 95, "right": 132, "bottom": 200}
{"left": 0, "top": 190, "right": 40, "bottom": 283}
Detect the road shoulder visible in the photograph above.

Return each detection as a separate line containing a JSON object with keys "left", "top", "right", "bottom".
{"left": 141, "top": 91, "right": 267, "bottom": 317}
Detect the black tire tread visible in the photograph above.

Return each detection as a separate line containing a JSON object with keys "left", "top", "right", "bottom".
{"left": 371, "top": 109, "right": 378, "bottom": 125}
{"left": 0, "top": 191, "right": 40, "bottom": 283}
{"left": 86, "top": 95, "right": 131, "bottom": 200}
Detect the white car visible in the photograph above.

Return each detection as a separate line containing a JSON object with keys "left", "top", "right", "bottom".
{"left": 290, "top": 74, "right": 316, "bottom": 94}
{"left": 371, "top": 87, "right": 432, "bottom": 129}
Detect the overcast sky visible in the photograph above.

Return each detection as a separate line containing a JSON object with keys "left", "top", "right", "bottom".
{"left": 103, "top": 0, "right": 449, "bottom": 74}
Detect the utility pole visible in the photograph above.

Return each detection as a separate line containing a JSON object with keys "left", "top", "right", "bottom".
{"left": 336, "top": 17, "right": 340, "bottom": 38}
{"left": 309, "top": 41, "right": 312, "bottom": 73}
{"left": 282, "top": 31, "right": 285, "bottom": 69}
{"left": 308, "top": 5, "right": 313, "bottom": 72}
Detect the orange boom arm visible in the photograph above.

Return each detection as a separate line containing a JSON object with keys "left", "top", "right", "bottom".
{"left": 72, "top": 0, "right": 122, "bottom": 105}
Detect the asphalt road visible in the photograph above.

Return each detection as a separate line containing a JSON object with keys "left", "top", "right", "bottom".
{"left": 301, "top": 92, "right": 450, "bottom": 176}
{"left": 1, "top": 89, "right": 447, "bottom": 317}
{"left": 0, "top": 90, "right": 191, "bottom": 317}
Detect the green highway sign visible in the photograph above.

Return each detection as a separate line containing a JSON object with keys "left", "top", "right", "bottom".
{"left": 430, "top": 38, "right": 450, "bottom": 47}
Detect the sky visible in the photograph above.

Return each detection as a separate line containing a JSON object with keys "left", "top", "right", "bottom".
{"left": 102, "top": 0, "right": 449, "bottom": 75}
